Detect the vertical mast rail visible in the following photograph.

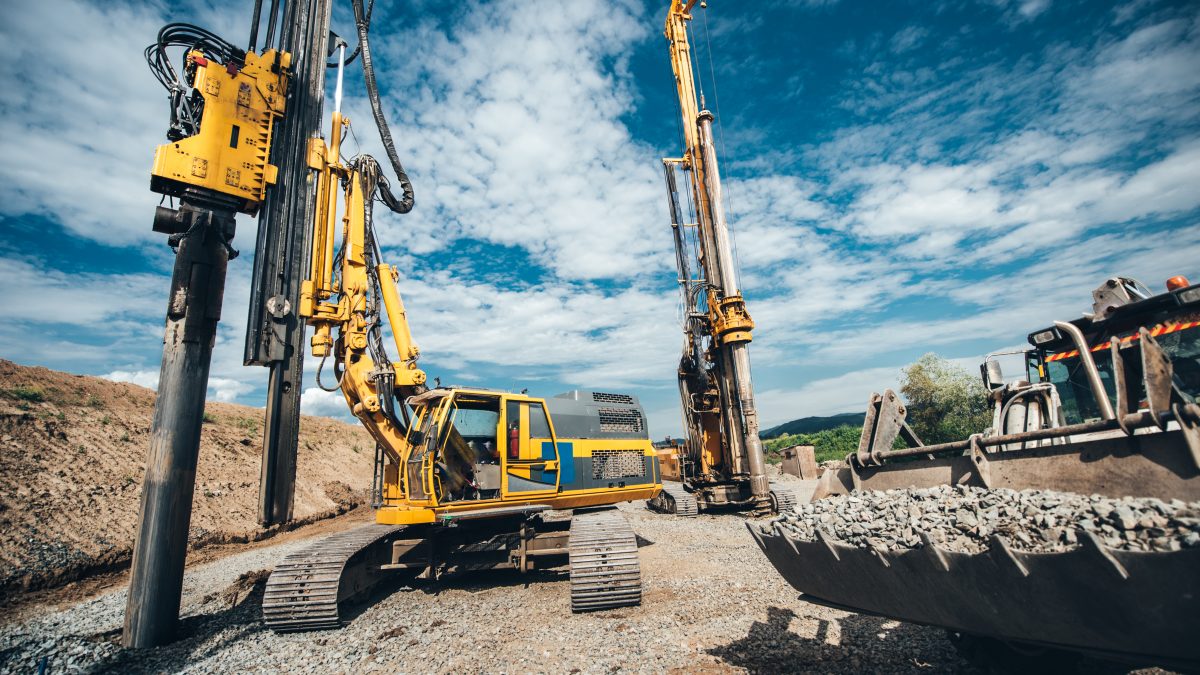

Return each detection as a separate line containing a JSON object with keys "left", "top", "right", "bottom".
{"left": 247, "top": 0, "right": 334, "bottom": 526}
{"left": 663, "top": 0, "right": 768, "bottom": 504}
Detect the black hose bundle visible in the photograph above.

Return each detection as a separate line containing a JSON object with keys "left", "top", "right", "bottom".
{"left": 351, "top": 0, "right": 415, "bottom": 214}
{"left": 349, "top": 155, "right": 411, "bottom": 430}
{"left": 145, "top": 23, "right": 246, "bottom": 140}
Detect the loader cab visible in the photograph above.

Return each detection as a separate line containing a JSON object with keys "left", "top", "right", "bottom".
{"left": 401, "top": 389, "right": 561, "bottom": 506}
{"left": 1029, "top": 283, "right": 1200, "bottom": 425}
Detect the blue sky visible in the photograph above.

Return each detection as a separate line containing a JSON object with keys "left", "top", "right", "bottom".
{"left": 0, "top": 0, "right": 1197, "bottom": 436}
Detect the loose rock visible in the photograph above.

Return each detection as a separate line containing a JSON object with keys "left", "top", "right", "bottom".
{"left": 768, "top": 485, "right": 1200, "bottom": 554}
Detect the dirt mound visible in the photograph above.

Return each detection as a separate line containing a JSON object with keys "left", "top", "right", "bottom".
{"left": 0, "top": 359, "right": 377, "bottom": 602}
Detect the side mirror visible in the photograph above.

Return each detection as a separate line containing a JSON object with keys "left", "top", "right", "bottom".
{"left": 982, "top": 359, "right": 1005, "bottom": 390}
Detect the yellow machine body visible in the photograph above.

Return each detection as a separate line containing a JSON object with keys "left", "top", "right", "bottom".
{"left": 299, "top": 113, "right": 661, "bottom": 528}
{"left": 375, "top": 387, "right": 661, "bottom": 526}
{"left": 150, "top": 49, "right": 291, "bottom": 214}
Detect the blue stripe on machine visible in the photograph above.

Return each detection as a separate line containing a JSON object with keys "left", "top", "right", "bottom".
{"left": 543, "top": 441, "right": 575, "bottom": 485}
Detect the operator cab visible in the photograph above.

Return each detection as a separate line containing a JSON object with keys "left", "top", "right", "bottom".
{"left": 401, "top": 388, "right": 563, "bottom": 506}
{"left": 1027, "top": 278, "right": 1200, "bottom": 425}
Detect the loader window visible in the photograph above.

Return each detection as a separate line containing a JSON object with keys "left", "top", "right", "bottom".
{"left": 1155, "top": 320, "right": 1200, "bottom": 398}
{"left": 1045, "top": 316, "right": 1200, "bottom": 424}
{"left": 1045, "top": 351, "right": 1118, "bottom": 425}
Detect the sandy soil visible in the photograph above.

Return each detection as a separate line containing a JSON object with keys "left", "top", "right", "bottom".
{"left": 0, "top": 359, "right": 377, "bottom": 602}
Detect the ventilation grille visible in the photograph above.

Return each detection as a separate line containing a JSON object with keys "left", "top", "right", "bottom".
{"left": 592, "top": 391, "right": 635, "bottom": 404}
{"left": 598, "top": 407, "right": 644, "bottom": 433}
{"left": 592, "top": 449, "right": 646, "bottom": 480}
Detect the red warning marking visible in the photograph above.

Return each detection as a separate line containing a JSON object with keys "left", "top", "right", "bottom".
{"left": 1043, "top": 320, "right": 1200, "bottom": 362}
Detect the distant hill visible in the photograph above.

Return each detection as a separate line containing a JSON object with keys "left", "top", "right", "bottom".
{"left": 761, "top": 412, "right": 865, "bottom": 439}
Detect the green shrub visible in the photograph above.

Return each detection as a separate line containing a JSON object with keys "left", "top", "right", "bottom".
{"left": 900, "top": 353, "right": 992, "bottom": 444}
{"left": 5, "top": 386, "right": 45, "bottom": 403}
{"left": 764, "top": 424, "right": 863, "bottom": 464}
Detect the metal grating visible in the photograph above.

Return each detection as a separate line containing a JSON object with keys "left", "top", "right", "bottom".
{"left": 592, "top": 391, "right": 635, "bottom": 405}
{"left": 592, "top": 449, "right": 646, "bottom": 479}
{"left": 598, "top": 407, "right": 645, "bottom": 433}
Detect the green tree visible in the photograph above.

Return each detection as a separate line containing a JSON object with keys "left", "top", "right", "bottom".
{"left": 899, "top": 353, "right": 992, "bottom": 444}
{"left": 764, "top": 424, "right": 862, "bottom": 464}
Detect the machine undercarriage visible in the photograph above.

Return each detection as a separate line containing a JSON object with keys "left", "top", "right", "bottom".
{"left": 264, "top": 506, "right": 642, "bottom": 630}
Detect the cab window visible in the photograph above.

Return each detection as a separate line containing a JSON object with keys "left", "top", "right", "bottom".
{"left": 529, "top": 402, "right": 551, "bottom": 439}
{"left": 1044, "top": 317, "right": 1200, "bottom": 424}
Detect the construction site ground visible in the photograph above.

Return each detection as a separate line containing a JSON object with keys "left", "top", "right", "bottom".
{"left": 3, "top": 498, "right": 980, "bottom": 674}
{"left": 0, "top": 359, "right": 377, "bottom": 604}
{"left": 0, "top": 360, "right": 1173, "bottom": 673}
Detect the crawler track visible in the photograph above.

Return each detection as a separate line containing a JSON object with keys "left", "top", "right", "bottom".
{"left": 769, "top": 484, "right": 798, "bottom": 514}
{"left": 568, "top": 508, "right": 642, "bottom": 612}
{"left": 646, "top": 481, "right": 698, "bottom": 516}
{"left": 262, "top": 524, "right": 402, "bottom": 632}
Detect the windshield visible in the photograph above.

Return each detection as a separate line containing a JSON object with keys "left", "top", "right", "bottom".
{"left": 1044, "top": 314, "right": 1200, "bottom": 424}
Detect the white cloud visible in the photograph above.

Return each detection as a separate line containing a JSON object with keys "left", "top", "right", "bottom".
{"left": 104, "top": 369, "right": 159, "bottom": 390}
{"left": 1017, "top": 0, "right": 1050, "bottom": 20}
{"left": 347, "top": 0, "right": 669, "bottom": 282}
{"left": 756, "top": 366, "right": 900, "bottom": 424}
{"left": 890, "top": 26, "right": 929, "bottom": 54}
{"left": 0, "top": 2, "right": 181, "bottom": 244}
{"left": 396, "top": 270, "right": 680, "bottom": 389}
{"left": 0, "top": 257, "right": 165, "bottom": 325}
{"left": 299, "top": 387, "right": 352, "bottom": 418}
{"left": 845, "top": 162, "right": 1007, "bottom": 243}
{"left": 207, "top": 376, "right": 254, "bottom": 403}
{"left": 1, "top": 0, "right": 1198, "bottom": 443}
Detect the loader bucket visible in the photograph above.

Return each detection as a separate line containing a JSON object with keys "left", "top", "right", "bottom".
{"left": 749, "top": 522, "right": 1200, "bottom": 669}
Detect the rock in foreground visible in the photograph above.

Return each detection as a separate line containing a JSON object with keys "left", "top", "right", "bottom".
{"left": 768, "top": 484, "right": 1200, "bottom": 554}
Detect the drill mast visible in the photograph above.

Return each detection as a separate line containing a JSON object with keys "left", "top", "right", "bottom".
{"left": 662, "top": 0, "right": 770, "bottom": 510}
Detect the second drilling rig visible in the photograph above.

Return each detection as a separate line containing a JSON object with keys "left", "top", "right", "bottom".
{"left": 648, "top": 0, "right": 793, "bottom": 517}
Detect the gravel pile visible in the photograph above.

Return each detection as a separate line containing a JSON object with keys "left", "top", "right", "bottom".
{"left": 770, "top": 485, "right": 1200, "bottom": 554}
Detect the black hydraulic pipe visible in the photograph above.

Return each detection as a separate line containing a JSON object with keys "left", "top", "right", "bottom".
{"left": 250, "top": 0, "right": 333, "bottom": 526}
{"left": 351, "top": 0, "right": 414, "bottom": 214}
{"left": 248, "top": 0, "right": 264, "bottom": 52}
{"left": 263, "top": 0, "right": 281, "bottom": 51}
{"left": 123, "top": 193, "right": 239, "bottom": 648}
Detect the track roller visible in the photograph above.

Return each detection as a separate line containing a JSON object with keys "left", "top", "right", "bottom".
{"left": 769, "top": 486, "right": 798, "bottom": 515}
{"left": 262, "top": 524, "right": 402, "bottom": 631}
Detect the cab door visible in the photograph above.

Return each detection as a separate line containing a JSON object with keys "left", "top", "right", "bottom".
{"left": 403, "top": 396, "right": 450, "bottom": 506}
{"left": 501, "top": 399, "right": 560, "bottom": 497}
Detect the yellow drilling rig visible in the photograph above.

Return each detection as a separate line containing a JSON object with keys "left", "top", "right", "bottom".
{"left": 259, "top": 7, "right": 663, "bottom": 630}
{"left": 127, "top": 0, "right": 663, "bottom": 643}
{"left": 648, "top": 0, "right": 794, "bottom": 517}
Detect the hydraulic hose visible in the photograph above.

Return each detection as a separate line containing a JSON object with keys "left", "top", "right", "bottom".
{"left": 351, "top": 0, "right": 414, "bottom": 214}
